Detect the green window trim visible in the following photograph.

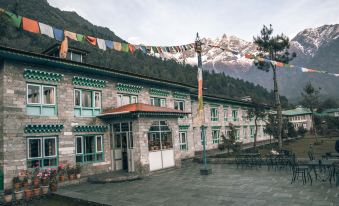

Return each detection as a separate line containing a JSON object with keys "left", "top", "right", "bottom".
{"left": 212, "top": 129, "right": 220, "bottom": 144}
{"left": 75, "top": 135, "right": 104, "bottom": 164}
{"left": 250, "top": 127, "right": 255, "bottom": 139}
{"left": 179, "top": 131, "right": 188, "bottom": 151}
{"left": 26, "top": 83, "right": 57, "bottom": 116}
{"left": 73, "top": 125, "right": 108, "bottom": 133}
{"left": 173, "top": 91, "right": 189, "bottom": 99}
{"left": 25, "top": 124, "right": 64, "bottom": 133}
{"left": 74, "top": 89, "right": 101, "bottom": 117}
{"left": 211, "top": 107, "right": 219, "bottom": 122}
{"left": 24, "top": 69, "right": 63, "bottom": 82}
{"left": 72, "top": 76, "right": 106, "bottom": 88}
{"left": 27, "top": 136, "right": 59, "bottom": 168}
{"left": 232, "top": 110, "right": 238, "bottom": 122}
{"left": 117, "top": 93, "right": 138, "bottom": 107}
{"left": 116, "top": 83, "right": 143, "bottom": 93}
{"left": 179, "top": 125, "right": 190, "bottom": 130}
{"left": 224, "top": 109, "right": 228, "bottom": 122}
{"left": 149, "top": 88, "right": 170, "bottom": 97}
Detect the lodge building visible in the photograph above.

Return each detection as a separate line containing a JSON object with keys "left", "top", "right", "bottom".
{"left": 0, "top": 45, "right": 270, "bottom": 189}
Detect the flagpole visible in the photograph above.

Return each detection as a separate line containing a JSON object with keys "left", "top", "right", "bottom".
{"left": 195, "top": 33, "right": 211, "bottom": 175}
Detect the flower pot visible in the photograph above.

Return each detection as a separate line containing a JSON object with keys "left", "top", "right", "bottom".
{"left": 22, "top": 181, "right": 29, "bottom": 189}
{"left": 14, "top": 190, "right": 24, "bottom": 201}
{"left": 33, "top": 178, "right": 40, "bottom": 188}
{"left": 76, "top": 173, "right": 81, "bottom": 179}
{"left": 50, "top": 183, "right": 57, "bottom": 192}
{"left": 59, "top": 175, "right": 65, "bottom": 182}
{"left": 14, "top": 182, "right": 21, "bottom": 191}
{"left": 42, "top": 178, "right": 48, "bottom": 186}
{"left": 3, "top": 194, "right": 13, "bottom": 203}
{"left": 24, "top": 189, "right": 33, "bottom": 200}
{"left": 33, "top": 188, "right": 40, "bottom": 196}
{"left": 69, "top": 174, "right": 75, "bottom": 181}
{"left": 41, "top": 186, "right": 49, "bottom": 195}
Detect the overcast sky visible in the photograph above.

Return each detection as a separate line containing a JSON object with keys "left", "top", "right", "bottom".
{"left": 47, "top": 0, "right": 339, "bottom": 46}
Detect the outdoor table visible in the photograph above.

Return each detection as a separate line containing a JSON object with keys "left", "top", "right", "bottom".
{"left": 305, "top": 160, "right": 336, "bottom": 184}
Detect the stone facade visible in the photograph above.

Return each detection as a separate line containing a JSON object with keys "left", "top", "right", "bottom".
{"left": 0, "top": 47, "right": 270, "bottom": 189}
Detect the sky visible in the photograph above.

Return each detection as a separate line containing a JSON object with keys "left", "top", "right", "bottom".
{"left": 47, "top": 0, "right": 339, "bottom": 46}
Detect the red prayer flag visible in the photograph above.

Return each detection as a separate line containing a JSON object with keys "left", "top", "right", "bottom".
{"left": 128, "top": 44, "right": 136, "bottom": 54}
{"left": 276, "top": 62, "right": 284, "bottom": 67}
{"left": 86, "top": 36, "right": 97, "bottom": 45}
{"left": 245, "top": 53, "right": 253, "bottom": 59}
{"left": 22, "top": 17, "right": 40, "bottom": 33}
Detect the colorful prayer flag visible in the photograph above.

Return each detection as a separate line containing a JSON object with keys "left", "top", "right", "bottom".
{"left": 139, "top": 45, "right": 147, "bottom": 53}
{"left": 121, "top": 43, "right": 129, "bottom": 52}
{"left": 59, "top": 37, "right": 68, "bottom": 59}
{"left": 38, "top": 22, "right": 54, "bottom": 38}
{"left": 113, "top": 42, "right": 122, "bottom": 51}
{"left": 97, "top": 38, "right": 106, "bottom": 51}
{"left": 105, "top": 40, "right": 113, "bottom": 49}
{"left": 86, "top": 36, "right": 97, "bottom": 45}
{"left": 244, "top": 53, "right": 253, "bottom": 59}
{"left": 4, "top": 11, "right": 22, "bottom": 28}
{"left": 276, "top": 62, "right": 284, "bottom": 67}
{"left": 22, "top": 17, "right": 40, "bottom": 33}
{"left": 76, "top": 33, "right": 84, "bottom": 42}
{"left": 64, "top": 30, "right": 77, "bottom": 41}
{"left": 53, "top": 27, "right": 64, "bottom": 41}
{"left": 128, "top": 44, "right": 136, "bottom": 54}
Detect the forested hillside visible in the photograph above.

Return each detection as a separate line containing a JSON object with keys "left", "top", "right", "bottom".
{"left": 0, "top": 0, "right": 288, "bottom": 105}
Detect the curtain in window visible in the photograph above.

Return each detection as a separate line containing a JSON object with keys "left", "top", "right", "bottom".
{"left": 95, "top": 92, "right": 100, "bottom": 108}
{"left": 43, "top": 87, "right": 55, "bottom": 104}
{"left": 28, "top": 85, "right": 40, "bottom": 103}
{"left": 82, "top": 91, "right": 92, "bottom": 107}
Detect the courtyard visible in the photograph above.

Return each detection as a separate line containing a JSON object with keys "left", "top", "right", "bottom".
{"left": 55, "top": 162, "right": 338, "bottom": 206}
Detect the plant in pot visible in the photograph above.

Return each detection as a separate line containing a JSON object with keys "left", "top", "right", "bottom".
{"left": 67, "top": 165, "right": 75, "bottom": 181}
{"left": 24, "top": 186, "right": 33, "bottom": 200}
{"left": 41, "top": 169, "right": 51, "bottom": 195}
{"left": 58, "top": 164, "right": 66, "bottom": 182}
{"left": 49, "top": 169, "right": 58, "bottom": 192}
{"left": 75, "top": 163, "right": 82, "bottom": 179}
{"left": 3, "top": 189, "right": 13, "bottom": 203}
{"left": 13, "top": 176, "right": 22, "bottom": 191}
{"left": 13, "top": 176, "right": 24, "bottom": 201}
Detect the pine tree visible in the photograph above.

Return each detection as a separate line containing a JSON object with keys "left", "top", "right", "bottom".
{"left": 247, "top": 101, "right": 267, "bottom": 149}
{"left": 253, "top": 25, "right": 296, "bottom": 149}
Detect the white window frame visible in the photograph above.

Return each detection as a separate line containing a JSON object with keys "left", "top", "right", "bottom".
{"left": 160, "top": 99, "right": 166, "bottom": 107}
{"left": 43, "top": 137, "right": 57, "bottom": 158}
{"left": 74, "top": 89, "right": 81, "bottom": 107}
{"left": 94, "top": 91, "right": 101, "bottom": 108}
{"left": 150, "top": 97, "right": 155, "bottom": 106}
{"left": 250, "top": 127, "right": 255, "bottom": 139}
{"left": 96, "top": 135, "right": 103, "bottom": 152}
{"left": 174, "top": 100, "right": 185, "bottom": 111}
{"left": 118, "top": 94, "right": 138, "bottom": 107}
{"left": 27, "top": 137, "right": 43, "bottom": 159}
{"left": 41, "top": 85, "right": 56, "bottom": 105}
{"left": 224, "top": 109, "right": 228, "bottom": 121}
{"left": 211, "top": 107, "right": 219, "bottom": 121}
{"left": 27, "top": 84, "right": 41, "bottom": 105}
{"left": 179, "top": 131, "right": 188, "bottom": 150}
{"left": 212, "top": 130, "right": 220, "bottom": 144}
{"left": 74, "top": 89, "right": 101, "bottom": 109}
{"left": 232, "top": 110, "right": 238, "bottom": 121}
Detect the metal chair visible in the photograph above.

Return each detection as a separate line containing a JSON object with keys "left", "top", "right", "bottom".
{"left": 291, "top": 160, "right": 312, "bottom": 185}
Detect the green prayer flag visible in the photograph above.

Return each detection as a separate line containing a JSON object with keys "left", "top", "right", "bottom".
{"left": 121, "top": 43, "right": 129, "bottom": 52}
{"left": 5, "top": 11, "right": 22, "bottom": 28}
{"left": 76, "top": 33, "right": 84, "bottom": 42}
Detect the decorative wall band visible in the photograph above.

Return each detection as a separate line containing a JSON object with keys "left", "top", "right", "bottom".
{"left": 149, "top": 88, "right": 170, "bottom": 97}
{"left": 116, "top": 83, "right": 143, "bottom": 93}
{"left": 72, "top": 76, "right": 106, "bottom": 88}
{"left": 73, "top": 125, "right": 107, "bottom": 133}
{"left": 173, "top": 91, "right": 189, "bottom": 99}
{"left": 179, "top": 125, "right": 190, "bottom": 130}
{"left": 24, "top": 69, "right": 64, "bottom": 82}
{"left": 24, "top": 124, "right": 64, "bottom": 133}
{"left": 211, "top": 126, "right": 222, "bottom": 129}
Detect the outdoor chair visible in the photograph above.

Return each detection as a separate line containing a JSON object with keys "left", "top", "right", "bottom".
{"left": 308, "top": 150, "right": 315, "bottom": 161}
{"left": 291, "top": 160, "right": 312, "bottom": 185}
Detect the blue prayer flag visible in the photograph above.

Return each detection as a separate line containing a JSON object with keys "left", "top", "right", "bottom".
{"left": 105, "top": 40, "right": 113, "bottom": 49}
{"left": 53, "top": 27, "right": 64, "bottom": 41}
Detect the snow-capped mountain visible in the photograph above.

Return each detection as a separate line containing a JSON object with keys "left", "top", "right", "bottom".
{"left": 161, "top": 24, "right": 339, "bottom": 102}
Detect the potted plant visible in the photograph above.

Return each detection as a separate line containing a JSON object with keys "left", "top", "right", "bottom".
{"left": 3, "top": 189, "right": 13, "bottom": 203}
{"left": 24, "top": 187, "right": 33, "bottom": 200}
{"left": 49, "top": 170, "right": 58, "bottom": 192}
{"left": 41, "top": 169, "right": 51, "bottom": 195}
{"left": 75, "top": 163, "right": 82, "bottom": 179}
{"left": 67, "top": 166, "right": 75, "bottom": 181}
{"left": 13, "top": 176, "right": 22, "bottom": 191}
{"left": 58, "top": 164, "right": 66, "bottom": 182}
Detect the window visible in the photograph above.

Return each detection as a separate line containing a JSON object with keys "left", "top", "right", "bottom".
{"left": 250, "top": 127, "right": 255, "bottom": 139}
{"left": 236, "top": 129, "right": 240, "bottom": 140}
{"left": 212, "top": 130, "right": 220, "bottom": 144}
{"left": 74, "top": 89, "right": 101, "bottom": 117}
{"left": 232, "top": 109, "right": 238, "bottom": 121}
{"left": 66, "top": 51, "right": 83, "bottom": 62}
{"left": 76, "top": 135, "right": 104, "bottom": 163}
{"left": 179, "top": 132, "right": 188, "bottom": 150}
{"left": 117, "top": 94, "right": 138, "bottom": 107}
{"left": 211, "top": 108, "right": 219, "bottom": 121}
{"left": 243, "top": 127, "right": 248, "bottom": 140}
{"left": 27, "top": 84, "right": 56, "bottom": 116}
{"left": 224, "top": 109, "right": 228, "bottom": 122}
{"left": 174, "top": 100, "right": 185, "bottom": 111}
{"left": 148, "top": 121, "right": 172, "bottom": 151}
{"left": 150, "top": 97, "right": 166, "bottom": 107}
{"left": 27, "top": 137, "right": 57, "bottom": 168}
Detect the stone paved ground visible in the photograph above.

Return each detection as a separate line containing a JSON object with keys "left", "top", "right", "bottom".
{"left": 56, "top": 162, "right": 339, "bottom": 206}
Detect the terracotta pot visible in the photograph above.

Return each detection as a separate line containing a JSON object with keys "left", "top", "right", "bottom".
{"left": 76, "top": 173, "right": 81, "bottom": 179}
{"left": 69, "top": 174, "right": 75, "bottom": 181}
{"left": 24, "top": 189, "right": 33, "bottom": 200}
{"left": 33, "top": 188, "right": 40, "bottom": 196}
{"left": 3, "top": 194, "right": 13, "bottom": 203}
{"left": 14, "top": 190, "right": 24, "bottom": 201}
{"left": 41, "top": 186, "right": 49, "bottom": 195}
{"left": 59, "top": 175, "right": 65, "bottom": 182}
{"left": 50, "top": 183, "right": 57, "bottom": 192}
{"left": 33, "top": 178, "right": 40, "bottom": 187}
{"left": 22, "top": 181, "right": 28, "bottom": 189}
{"left": 14, "top": 182, "right": 21, "bottom": 191}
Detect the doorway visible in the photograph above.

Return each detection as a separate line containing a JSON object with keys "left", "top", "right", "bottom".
{"left": 111, "top": 122, "right": 134, "bottom": 172}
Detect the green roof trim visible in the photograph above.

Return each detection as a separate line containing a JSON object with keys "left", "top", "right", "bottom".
{"left": 116, "top": 83, "right": 143, "bottom": 93}
{"left": 24, "top": 68, "right": 64, "bottom": 82}
{"left": 150, "top": 88, "right": 170, "bottom": 97}
{"left": 24, "top": 124, "right": 64, "bottom": 133}
{"left": 179, "top": 125, "right": 190, "bottom": 130}
{"left": 210, "top": 104, "right": 220, "bottom": 108}
{"left": 73, "top": 76, "right": 106, "bottom": 88}
{"left": 73, "top": 125, "right": 107, "bottom": 133}
{"left": 211, "top": 126, "right": 222, "bottom": 129}
{"left": 282, "top": 106, "right": 312, "bottom": 116}
{"left": 173, "top": 91, "right": 189, "bottom": 99}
